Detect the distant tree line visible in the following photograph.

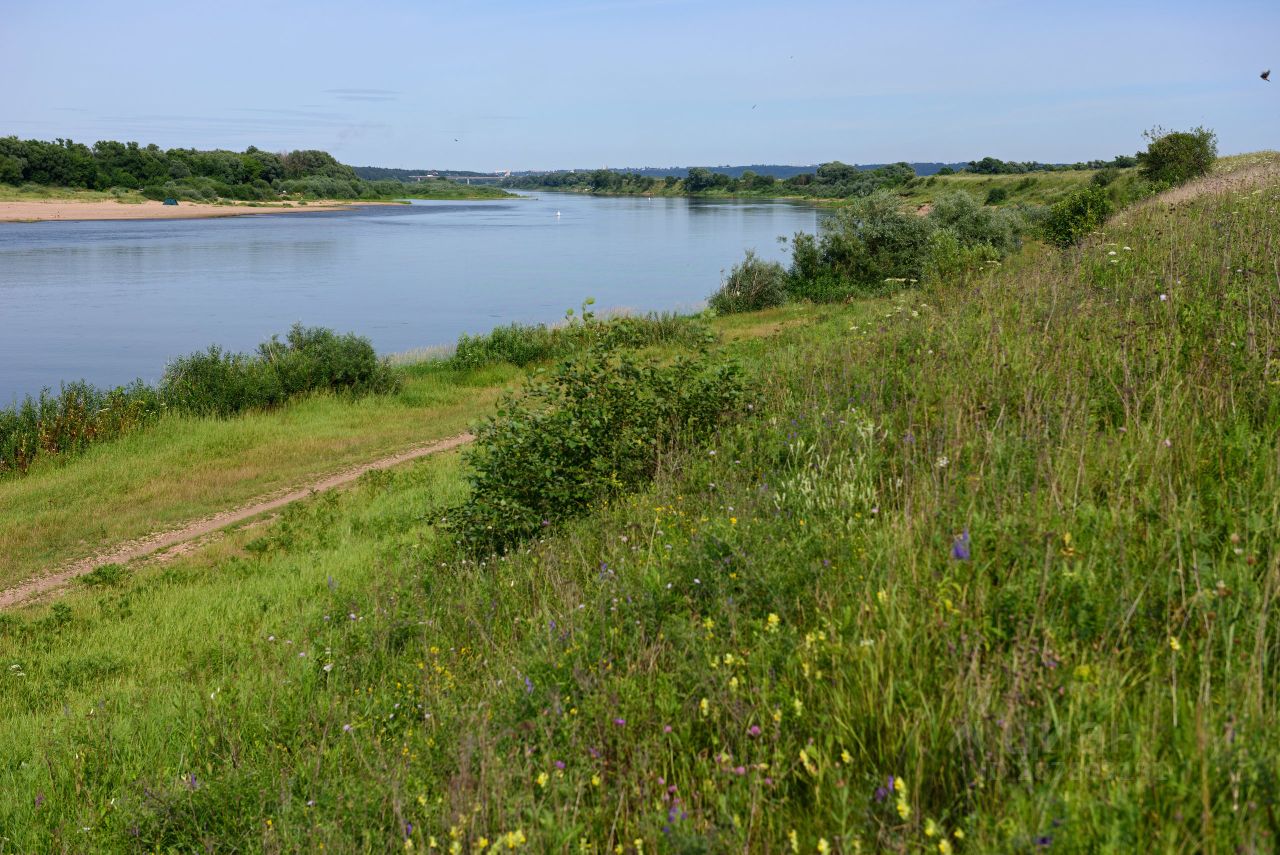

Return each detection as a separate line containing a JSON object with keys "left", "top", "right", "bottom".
{"left": 503, "top": 161, "right": 921, "bottom": 199}
{"left": 960, "top": 154, "right": 1138, "bottom": 175}
{"left": 0, "top": 136, "right": 479, "bottom": 201}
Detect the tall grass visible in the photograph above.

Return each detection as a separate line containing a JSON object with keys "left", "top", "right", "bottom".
{"left": 2, "top": 157, "right": 1280, "bottom": 851}
{"left": 450, "top": 309, "right": 715, "bottom": 369}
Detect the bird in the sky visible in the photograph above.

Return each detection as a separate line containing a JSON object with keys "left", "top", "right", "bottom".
{"left": 752, "top": 104, "right": 757, "bottom": 109}
{"left": 1263, "top": 69, "right": 1271, "bottom": 82}
{"left": 454, "top": 138, "right": 460, "bottom": 142}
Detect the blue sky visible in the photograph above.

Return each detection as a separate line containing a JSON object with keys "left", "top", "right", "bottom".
{"left": 2, "top": 0, "right": 1276, "bottom": 170}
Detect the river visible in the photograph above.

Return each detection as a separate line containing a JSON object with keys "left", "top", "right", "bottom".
{"left": 0, "top": 192, "right": 821, "bottom": 403}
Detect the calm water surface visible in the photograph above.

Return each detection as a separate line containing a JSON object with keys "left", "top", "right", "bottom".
{"left": 0, "top": 192, "right": 821, "bottom": 402}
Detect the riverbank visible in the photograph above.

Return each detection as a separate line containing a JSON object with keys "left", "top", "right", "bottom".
{"left": 2, "top": 155, "right": 1279, "bottom": 848}
{"left": 0, "top": 198, "right": 401, "bottom": 223}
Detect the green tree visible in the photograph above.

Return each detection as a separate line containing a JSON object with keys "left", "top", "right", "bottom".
{"left": 0, "top": 154, "right": 24, "bottom": 184}
{"left": 1137, "top": 126, "right": 1217, "bottom": 186}
{"left": 815, "top": 161, "right": 857, "bottom": 184}
{"left": 685, "top": 167, "right": 716, "bottom": 193}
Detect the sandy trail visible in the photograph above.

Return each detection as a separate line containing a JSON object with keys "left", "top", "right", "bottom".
{"left": 0, "top": 199, "right": 391, "bottom": 222}
{"left": 0, "top": 433, "right": 473, "bottom": 609}
{"left": 1136, "top": 160, "right": 1280, "bottom": 209}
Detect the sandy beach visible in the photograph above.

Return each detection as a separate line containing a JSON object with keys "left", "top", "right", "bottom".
{"left": 0, "top": 199, "right": 391, "bottom": 223}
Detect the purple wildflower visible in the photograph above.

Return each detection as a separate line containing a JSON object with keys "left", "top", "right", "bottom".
{"left": 613, "top": 717, "right": 626, "bottom": 727}
{"left": 34, "top": 793, "right": 45, "bottom": 808}
{"left": 748, "top": 725, "right": 761, "bottom": 737}
{"left": 951, "top": 528, "right": 971, "bottom": 561}
{"left": 554, "top": 760, "right": 566, "bottom": 770}
{"left": 1035, "top": 836, "right": 1053, "bottom": 847}
{"left": 185, "top": 773, "right": 199, "bottom": 791}
{"left": 524, "top": 676, "right": 534, "bottom": 694}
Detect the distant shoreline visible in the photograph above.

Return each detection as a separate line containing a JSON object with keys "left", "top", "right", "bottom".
{"left": 0, "top": 198, "right": 405, "bottom": 223}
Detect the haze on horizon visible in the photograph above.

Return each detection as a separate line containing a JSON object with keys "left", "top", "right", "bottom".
{"left": 2, "top": 0, "right": 1275, "bottom": 172}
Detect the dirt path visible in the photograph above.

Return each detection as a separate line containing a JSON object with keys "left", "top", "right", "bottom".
{"left": 0, "top": 432, "right": 473, "bottom": 609}
{"left": 1138, "top": 160, "right": 1280, "bottom": 209}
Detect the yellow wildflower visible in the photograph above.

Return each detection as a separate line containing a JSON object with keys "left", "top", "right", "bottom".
{"left": 536, "top": 772, "right": 549, "bottom": 788}
{"left": 953, "top": 829, "right": 965, "bottom": 840}
{"left": 817, "top": 839, "right": 830, "bottom": 854}
{"left": 938, "top": 841, "right": 953, "bottom": 855}
{"left": 767, "top": 613, "right": 781, "bottom": 632}
{"left": 925, "top": 818, "right": 939, "bottom": 837}
{"left": 788, "top": 829, "right": 800, "bottom": 853}
{"left": 591, "top": 774, "right": 601, "bottom": 787}
{"left": 700, "top": 697, "right": 710, "bottom": 717}
{"left": 1169, "top": 636, "right": 1182, "bottom": 653}
{"left": 841, "top": 749, "right": 852, "bottom": 764}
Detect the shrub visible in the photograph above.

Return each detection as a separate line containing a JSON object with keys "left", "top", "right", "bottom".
{"left": 161, "top": 325, "right": 395, "bottom": 417}
{"left": 1041, "top": 186, "right": 1114, "bottom": 247}
{"left": 0, "top": 381, "right": 161, "bottom": 476}
{"left": 1091, "top": 167, "right": 1121, "bottom": 187}
{"left": 1137, "top": 126, "right": 1217, "bottom": 186}
{"left": 451, "top": 308, "right": 715, "bottom": 369}
{"left": 793, "top": 191, "right": 933, "bottom": 294}
{"left": 707, "top": 250, "right": 787, "bottom": 314}
{"left": 927, "top": 191, "right": 1022, "bottom": 255}
{"left": 923, "top": 228, "right": 1001, "bottom": 283}
{"left": 448, "top": 348, "right": 745, "bottom": 555}
{"left": 0, "top": 325, "right": 399, "bottom": 475}
{"left": 984, "top": 186, "right": 1009, "bottom": 205}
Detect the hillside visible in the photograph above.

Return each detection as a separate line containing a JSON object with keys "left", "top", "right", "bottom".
{"left": 2, "top": 153, "right": 1279, "bottom": 851}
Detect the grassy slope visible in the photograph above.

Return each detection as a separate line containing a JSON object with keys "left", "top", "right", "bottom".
{"left": 0, "top": 363, "right": 515, "bottom": 589}
{"left": 4, "top": 157, "right": 1280, "bottom": 851}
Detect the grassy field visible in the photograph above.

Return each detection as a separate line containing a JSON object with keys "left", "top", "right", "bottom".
{"left": 892, "top": 168, "right": 1105, "bottom": 207}
{"left": 0, "top": 184, "right": 148, "bottom": 203}
{"left": 3, "top": 157, "right": 1280, "bottom": 851}
{"left": 0, "top": 362, "right": 511, "bottom": 590}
